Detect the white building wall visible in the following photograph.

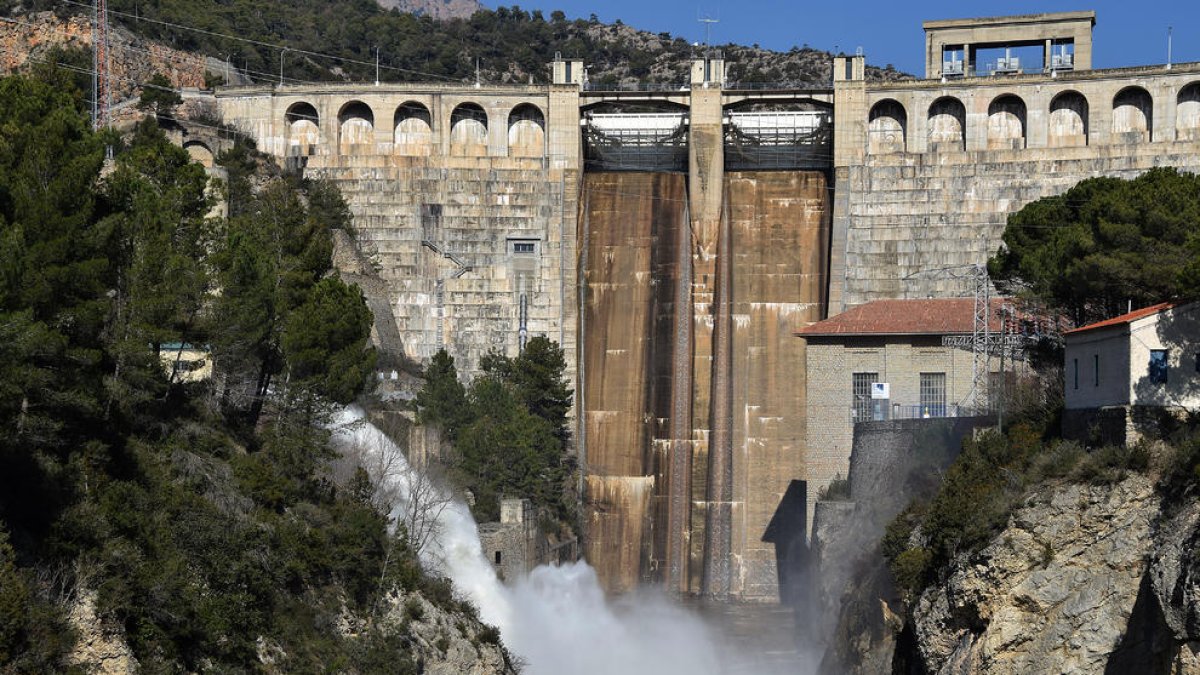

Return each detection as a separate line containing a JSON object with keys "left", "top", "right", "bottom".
{"left": 1128, "top": 304, "right": 1200, "bottom": 409}
{"left": 1064, "top": 327, "right": 1131, "bottom": 409}
{"left": 1065, "top": 303, "right": 1200, "bottom": 411}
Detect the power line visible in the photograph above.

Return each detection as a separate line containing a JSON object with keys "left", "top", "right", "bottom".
{"left": 55, "top": 0, "right": 464, "bottom": 83}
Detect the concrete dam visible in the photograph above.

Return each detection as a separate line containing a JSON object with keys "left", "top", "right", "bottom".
{"left": 580, "top": 169, "right": 828, "bottom": 596}
{"left": 204, "top": 11, "right": 1200, "bottom": 601}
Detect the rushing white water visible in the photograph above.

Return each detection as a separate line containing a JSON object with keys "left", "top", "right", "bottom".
{"left": 331, "top": 406, "right": 783, "bottom": 675}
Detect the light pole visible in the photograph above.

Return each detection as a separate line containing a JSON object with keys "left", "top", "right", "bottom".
{"left": 280, "top": 47, "right": 288, "bottom": 86}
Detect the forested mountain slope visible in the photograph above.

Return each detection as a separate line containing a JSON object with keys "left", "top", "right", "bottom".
{"left": 2, "top": 1, "right": 908, "bottom": 87}
{"left": 0, "top": 65, "right": 513, "bottom": 672}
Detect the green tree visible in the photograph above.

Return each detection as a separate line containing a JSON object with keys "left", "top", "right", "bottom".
{"left": 100, "top": 118, "right": 213, "bottom": 414}
{"left": 414, "top": 349, "right": 471, "bottom": 441}
{"left": 209, "top": 171, "right": 342, "bottom": 425}
{"left": 480, "top": 337, "right": 573, "bottom": 439}
{"left": 455, "top": 375, "right": 566, "bottom": 522}
{"left": 137, "top": 72, "right": 183, "bottom": 121}
{"left": 281, "top": 275, "right": 376, "bottom": 405}
{"left": 990, "top": 168, "right": 1200, "bottom": 323}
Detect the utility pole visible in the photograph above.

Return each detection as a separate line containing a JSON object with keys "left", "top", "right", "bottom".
{"left": 697, "top": 15, "right": 719, "bottom": 49}
{"left": 1168, "top": 26, "right": 1173, "bottom": 70}
{"left": 374, "top": 46, "right": 380, "bottom": 86}
{"left": 279, "top": 47, "right": 287, "bottom": 86}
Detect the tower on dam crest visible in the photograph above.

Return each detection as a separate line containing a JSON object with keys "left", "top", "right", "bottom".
{"left": 206, "top": 9, "right": 1200, "bottom": 603}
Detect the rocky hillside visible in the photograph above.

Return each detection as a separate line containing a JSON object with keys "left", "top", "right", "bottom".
{"left": 376, "top": 0, "right": 482, "bottom": 20}
{"left": 1, "top": 1, "right": 909, "bottom": 92}
{"left": 580, "top": 20, "right": 906, "bottom": 86}
{"left": 823, "top": 427, "right": 1200, "bottom": 675}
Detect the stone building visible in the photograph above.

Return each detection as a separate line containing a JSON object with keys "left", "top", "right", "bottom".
{"left": 1063, "top": 301, "right": 1200, "bottom": 444}
{"left": 798, "top": 298, "right": 1005, "bottom": 528}
{"left": 478, "top": 499, "right": 537, "bottom": 583}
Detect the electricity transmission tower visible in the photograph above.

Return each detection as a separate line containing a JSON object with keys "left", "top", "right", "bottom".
{"left": 92, "top": 0, "right": 111, "bottom": 130}
{"left": 903, "top": 263, "right": 1024, "bottom": 412}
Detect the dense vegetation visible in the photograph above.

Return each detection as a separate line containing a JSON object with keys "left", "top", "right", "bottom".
{"left": 990, "top": 167, "right": 1200, "bottom": 325}
{"left": 6, "top": 0, "right": 903, "bottom": 86}
{"left": 415, "top": 337, "right": 575, "bottom": 525}
{"left": 0, "top": 64, "right": 482, "bottom": 671}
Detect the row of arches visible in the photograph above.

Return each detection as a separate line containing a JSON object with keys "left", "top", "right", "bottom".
{"left": 284, "top": 100, "right": 547, "bottom": 157}
{"left": 868, "top": 82, "right": 1200, "bottom": 153}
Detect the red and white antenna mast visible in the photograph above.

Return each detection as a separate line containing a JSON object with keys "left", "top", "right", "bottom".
{"left": 92, "top": 0, "right": 111, "bottom": 130}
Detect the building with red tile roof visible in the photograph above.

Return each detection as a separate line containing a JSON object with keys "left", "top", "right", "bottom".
{"left": 1063, "top": 301, "right": 1199, "bottom": 445}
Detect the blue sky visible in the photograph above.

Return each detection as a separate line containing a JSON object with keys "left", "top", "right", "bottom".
{"left": 484, "top": 1, "right": 1200, "bottom": 75}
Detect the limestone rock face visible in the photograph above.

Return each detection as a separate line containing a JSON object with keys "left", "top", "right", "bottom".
{"left": 370, "top": 591, "right": 516, "bottom": 675}
{"left": 913, "top": 476, "right": 1160, "bottom": 674}
{"left": 67, "top": 590, "right": 139, "bottom": 675}
{"left": 375, "top": 0, "right": 482, "bottom": 20}
{"left": 1145, "top": 498, "right": 1200, "bottom": 674}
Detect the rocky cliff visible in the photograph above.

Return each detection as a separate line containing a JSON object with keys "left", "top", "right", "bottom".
{"left": 375, "top": 0, "right": 482, "bottom": 20}
{"left": 829, "top": 468, "right": 1200, "bottom": 674}
{"left": 0, "top": 11, "right": 247, "bottom": 112}
{"left": 911, "top": 475, "right": 1161, "bottom": 674}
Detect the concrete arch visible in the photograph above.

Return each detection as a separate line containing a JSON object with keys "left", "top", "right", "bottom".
{"left": 1176, "top": 82, "right": 1200, "bottom": 141}
{"left": 1112, "top": 86, "right": 1152, "bottom": 142}
{"left": 394, "top": 101, "right": 432, "bottom": 156}
{"left": 285, "top": 101, "right": 320, "bottom": 155}
{"left": 927, "top": 96, "right": 965, "bottom": 151}
{"left": 450, "top": 102, "right": 489, "bottom": 157}
{"left": 183, "top": 140, "right": 215, "bottom": 168}
{"left": 338, "top": 100, "right": 376, "bottom": 147}
{"left": 1048, "top": 90, "right": 1089, "bottom": 147}
{"left": 987, "top": 94, "right": 1027, "bottom": 150}
{"left": 508, "top": 103, "right": 545, "bottom": 158}
{"left": 868, "top": 99, "right": 907, "bottom": 154}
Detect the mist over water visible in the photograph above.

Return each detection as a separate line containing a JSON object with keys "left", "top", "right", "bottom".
{"left": 333, "top": 407, "right": 803, "bottom": 675}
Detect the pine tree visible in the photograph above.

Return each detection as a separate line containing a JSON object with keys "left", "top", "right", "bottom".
{"left": 413, "top": 349, "right": 470, "bottom": 441}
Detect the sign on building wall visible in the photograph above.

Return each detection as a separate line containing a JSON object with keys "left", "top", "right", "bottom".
{"left": 871, "top": 382, "right": 890, "bottom": 399}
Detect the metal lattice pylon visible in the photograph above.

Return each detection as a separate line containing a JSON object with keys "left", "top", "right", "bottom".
{"left": 903, "top": 262, "right": 995, "bottom": 412}
{"left": 970, "top": 264, "right": 992, "bottom": 413}
{"left": 92, "top": 0, "right": 111, "bottom": 130}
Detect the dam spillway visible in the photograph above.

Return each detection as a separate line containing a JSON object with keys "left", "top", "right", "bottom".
{"left": 580, "top": 169, "right": 830, "bottom": 598}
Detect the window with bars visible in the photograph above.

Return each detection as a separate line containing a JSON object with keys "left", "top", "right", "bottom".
{"left": 920, "top": 372, "right": 947, "bottom": 418}
{"left": 852, "top": 372, "right": 878, "bottom": 423}
{"left": 511, "top": 240, "right": 537, "bottom": 254}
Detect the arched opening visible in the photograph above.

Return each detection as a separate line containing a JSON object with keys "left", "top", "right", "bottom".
{"left": 285, "top": 102, "right": 320, "bottom": 155}
{"left": 1176, "top": 82, "right": 1200, "bottom": 141}
{"left": 1048, "top": 91, "right": 1089, "bottom": 147}
{"left": 338, "top": 100, "right": 375, "bottom": 148}
{"left": 927, "top": 97, "right": 965, "bottom": 151}
{"left": 1112, "top": 87, "right": 1152, "bottom": 142}
{"left": 394, "top": 101, "right": 432, "bottom": 156}
{"left": 183, "top": 141, "right": 214, "bottom": 168}
{"left": 868, "top": 99, "right": 907, "bottom": 154}
{"left": 507, "top": 103, "right": 545, "bottom": 158}
{"left": 986, "top": 94, "right": 1027, "bottom": 150}
{"left": 450, "top": 102, "right": 489, "bottom": 157}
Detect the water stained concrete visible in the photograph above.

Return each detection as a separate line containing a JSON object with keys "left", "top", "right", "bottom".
{"left": 581, "top": 169, "right": 830, "bottom": 601}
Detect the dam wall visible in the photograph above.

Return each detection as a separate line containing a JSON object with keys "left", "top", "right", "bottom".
{"left": 725, "top": 170, "right": 829, "bottom": 599}
{"left": 207, "top": 47, "right": 1200, "bottom": 604}
{"left": 580, "top": 172, "right": 689, "bottom": 594}
{"left": 579, "top": 168, "right": 830, "bottom": 600}
{"left": 214, "top": 85, "right": 582, "bottom": 386}
{"left": 831, "top": 59, "right": 1200, "bottom": 308}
